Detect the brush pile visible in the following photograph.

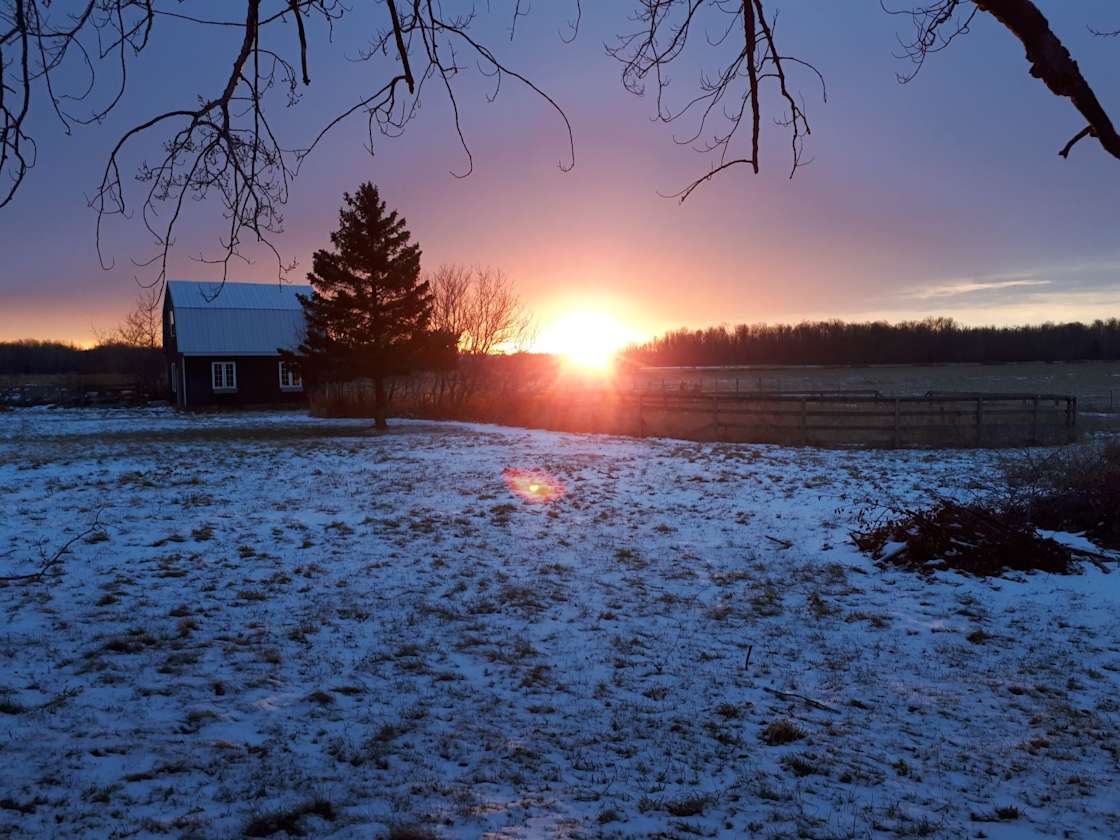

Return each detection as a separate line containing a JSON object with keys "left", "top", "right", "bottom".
{"left": 853, "top": 500, "right": 1078, "bottom": 576}
{"left": 855, "top": 442, "right": 1120, "bottom": 577}
{"left": 1007, "top": 441, "right": 1120, "bottom": 552}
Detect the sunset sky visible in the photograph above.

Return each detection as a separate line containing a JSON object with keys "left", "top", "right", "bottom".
{"left": 1, "top": 1, "right": 1118, "bottom": 346}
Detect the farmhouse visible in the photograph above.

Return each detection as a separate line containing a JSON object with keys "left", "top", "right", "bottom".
{"left": 163, "top": 280, "right": 312, "bottom": 408}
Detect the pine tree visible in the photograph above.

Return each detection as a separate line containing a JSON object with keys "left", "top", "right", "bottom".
{"left": 286, "top": 183, "right": 455, "bottom": 427}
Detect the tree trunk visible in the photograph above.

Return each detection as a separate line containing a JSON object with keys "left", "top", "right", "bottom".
{"left": 373, "top": 378, "right": 389, "bottom": 429}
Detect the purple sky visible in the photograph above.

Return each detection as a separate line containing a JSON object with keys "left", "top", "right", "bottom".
{"left": 1, "top": 1, "right": 1119, "bottom": 345}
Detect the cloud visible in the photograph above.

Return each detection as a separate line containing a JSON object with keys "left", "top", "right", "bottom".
{"left": 906, "top": 277, "right": 1051, "bottom": 300}
{"left": 811, "top": 286, "right": 1120, "bottom": 328}
{"left": 902, "top": 256, "right": 1120, "bottom": 304}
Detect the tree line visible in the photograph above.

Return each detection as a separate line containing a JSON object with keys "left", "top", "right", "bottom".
{"left": 626, "top": 318, "right": 1120, "bottom": 367}
{"left": 0, "top": 340, "right": 163, "bottom": 379}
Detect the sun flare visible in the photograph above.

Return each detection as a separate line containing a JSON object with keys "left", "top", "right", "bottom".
{"left": 537, "top": 310, "right": 636, "bottom": 372}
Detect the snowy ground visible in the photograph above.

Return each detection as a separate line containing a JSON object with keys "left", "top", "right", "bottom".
{"left": 1, "top": 408, "right": 1117, "bottom": 839}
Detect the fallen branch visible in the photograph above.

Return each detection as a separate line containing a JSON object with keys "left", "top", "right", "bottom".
{"left": 0, "top": 512, "right": 104, "bottom": 584}
{"left": 763, "top": 686, "right": 839, "bottom": 713}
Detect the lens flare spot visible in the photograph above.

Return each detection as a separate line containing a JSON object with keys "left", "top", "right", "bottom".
{"left": 503, "top": 468, "right": 565, "bottom": 503}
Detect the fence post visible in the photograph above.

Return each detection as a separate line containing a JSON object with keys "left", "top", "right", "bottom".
{"left": 713, "top": 394, "right": 720, "bottom": 436}
{"left": 975, "top": 396, "right": 984, "bottom": 447}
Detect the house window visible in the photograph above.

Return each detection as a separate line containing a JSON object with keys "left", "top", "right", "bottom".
{"left": 168, "top": 309, "right": 175, "bottom": 338}
{"left": 278, "top": 361, "right": 303, "bottom": 391}
{"left": 211, "top": 361, "right": 237, "bottom": 392}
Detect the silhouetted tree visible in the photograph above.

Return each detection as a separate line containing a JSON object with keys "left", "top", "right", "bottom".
{"left": 428, "top": 265, "right": 535, "bottom": 356}
{"left": 427, "top": 264, "right": 536, "bottom": 407}
{"left": 627, "top": 317, "right": 1120, "bottom": 367}
{"left": 94, "top": 287, "right": 161, "bottom": 349}
{"left": 1, "top": 2, "right": 1116, "bottom": 283}
{"left": 285, "top": 183, "right": 455, "bottom": 428}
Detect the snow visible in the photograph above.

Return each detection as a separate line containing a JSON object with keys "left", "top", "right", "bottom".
{"left": 1037, "top": 528, "right": 1116, "bottom": 558}
{"left": 1, "top": 408, "right": 1117, "bottom": 838}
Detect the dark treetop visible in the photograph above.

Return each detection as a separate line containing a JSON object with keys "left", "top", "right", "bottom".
{"left": 286, "top": 183, "right": 455, "bottom": 425}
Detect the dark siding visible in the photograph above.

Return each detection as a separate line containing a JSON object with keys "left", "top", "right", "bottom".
{"left": 182, "top": 356, "right": 306, "bottom": 408}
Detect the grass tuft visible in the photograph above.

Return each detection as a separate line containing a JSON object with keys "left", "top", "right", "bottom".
{"left": 760, "top": 719, "right": 806, "bottom": 746}
{"left": 664, "top": 794, "right": 712, "bottom": 817}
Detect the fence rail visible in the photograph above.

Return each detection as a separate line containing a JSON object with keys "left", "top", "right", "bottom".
{"left": 539, "top": 390, "right": 1078, "bottom": 448}
{"left": 622, "top": 391, "right": 1076, "bottom": 447}
{"left": 327, "top": 379, "right": 1080, "bottom": 448}
{"left": 631, "top": 376, "right": 1118, "bottom": 414}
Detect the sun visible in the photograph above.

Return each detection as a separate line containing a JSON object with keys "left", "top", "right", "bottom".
{"left": 537, "top": 310, "right": 636, "bottom": 372}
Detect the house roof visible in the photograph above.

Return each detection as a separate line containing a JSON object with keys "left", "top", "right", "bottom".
{"left": 167, "top": 280, "right": 312, "bottom": 356}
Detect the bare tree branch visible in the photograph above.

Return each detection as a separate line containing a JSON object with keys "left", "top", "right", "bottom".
{"left": 608, "top": 0, "right": 825, "bottom": 201}
{"left": 889, "top": 0, "right": 1120, "bottom": 163}
{"left": 3, "top": 0, "right": 1118, "bottom": 276}
{"left": 973, "top": 0, "right": 1120, "bottom": 162}
{"left": 2, "top": 0, "right": 578, "bottom": 295}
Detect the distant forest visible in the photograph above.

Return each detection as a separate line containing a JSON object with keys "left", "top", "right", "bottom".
{"left": 626, "top": 318, "right": 1120, "bottom": 367}
{"left": 0, "top": 340, "right": 162, "bottom": 378}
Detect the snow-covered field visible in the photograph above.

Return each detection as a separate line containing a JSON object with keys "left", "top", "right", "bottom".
{"left": 1, "top": 408, "right": 1117, "bottom": 839}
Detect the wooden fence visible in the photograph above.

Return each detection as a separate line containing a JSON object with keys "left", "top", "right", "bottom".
{"left": 620, "top": 391, "right": 1077, "bottom": 447}
{"left": 325, "top": 379, "right": 1079, "bottom": 448}
{"left": 0, "top": 377, "right": 163, "bottom": 407}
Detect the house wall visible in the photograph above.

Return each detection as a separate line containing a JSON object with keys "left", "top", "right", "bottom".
{"left": 181, "top": 355, "right": 306, "bottom": 408}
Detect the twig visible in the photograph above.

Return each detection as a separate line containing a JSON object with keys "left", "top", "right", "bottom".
{"left": 1059, "top": 125, "right": 1093, "bottom": 158}
{"left": 763, "top": 686, "right": 840, "bottom": 713}
{"left": 0, "top": 511, "right": 104, "bottom": 583}
{"left": 765, "top": 534, "right": 793, "bottom": 549}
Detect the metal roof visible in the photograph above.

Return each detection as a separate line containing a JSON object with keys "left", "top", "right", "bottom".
{"left": 167, "top": 281, "right": 312, "bottom": 356}
{"left": 167, "top": 280, "right": 311, "bottom": 310}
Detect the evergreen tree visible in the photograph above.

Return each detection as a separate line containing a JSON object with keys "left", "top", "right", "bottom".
{"left": 286, "top": 183, "right": 455, "bottom": 427}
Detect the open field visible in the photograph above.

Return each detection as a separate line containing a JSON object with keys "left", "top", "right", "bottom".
{"left": 1, "top": 409, "right": 1118, "bottom": 838}
{"left": 632, "top": 360, "right": 1120, "bottom": 411}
